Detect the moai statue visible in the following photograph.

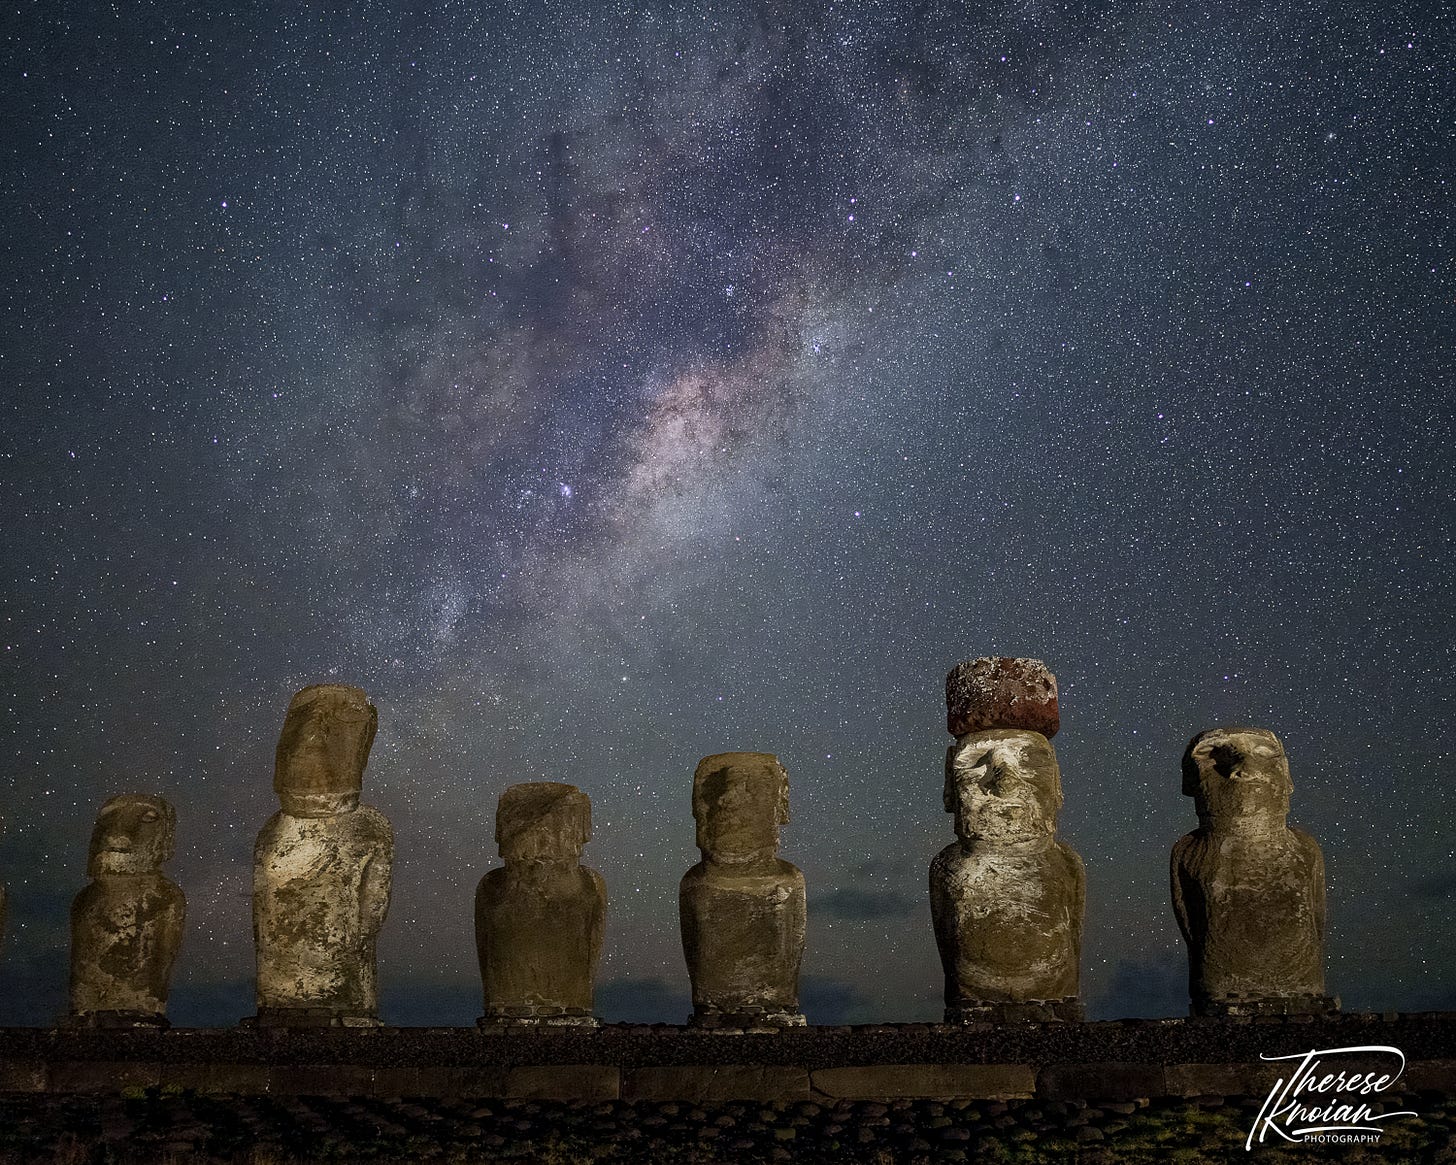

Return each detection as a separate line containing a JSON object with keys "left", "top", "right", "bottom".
{"left": 68, "top": 794, "right": 185, "bottom": 1027}
{"left": 475, "top": 782, "right": 605, "bottom": 1028}
{"left": 680, "top": 752, "right": 806, "bottom": 1029}
{"left": 931, "top": 657, "right": 1086, "bottom": 1023}
{"left": 1171, "top": 727, "right": 1337, "bottom": 1017}
{"left": 253, "top": 683, "right": 393, "bottom": 1027}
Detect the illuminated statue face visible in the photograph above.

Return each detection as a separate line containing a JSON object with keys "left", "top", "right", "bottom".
{"left": 273, "top": 684, "right": 377, "bottom": 817}
{"left": 945, "top": 729, "right": 1061, "bottom": 844}
{"left": 88, "top": 794, "right": 175, "bottom": 877}
{"left": 496, "top": 783, "right": 591, "bottom": 862}
{"left": 692, "top": 753, "right": 789, "bottom": 860}
{"left": 1182, "top": 727, "right": 1292, "bottom": 824}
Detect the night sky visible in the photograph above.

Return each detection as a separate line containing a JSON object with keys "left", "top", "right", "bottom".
{"left": 1, "top": 1, "right": 1451, "bottom": 1028}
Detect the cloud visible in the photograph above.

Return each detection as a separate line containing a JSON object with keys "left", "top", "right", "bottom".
{"left": 1091, "top": 956, "right": 1187, "bottom": 1021}
{"left": 595, "top": 976, "right": 692, "bottom": 1025}
{"left": 800, "top": 975, "right": 874, "bottom": 1025}
{"left": 813, "top": 885, "right": 921, "bottom": 922}
{"left": 1408, "top": 871, "right": 1456, "bottom": 901}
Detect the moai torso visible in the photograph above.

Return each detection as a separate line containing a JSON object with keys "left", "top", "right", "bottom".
{"left": 253, "top": 683, "right": 393, "bottom": 1025}
{"left": 475, "top": 782, "right": 605, "bottom": 1027}
{"left": 1172, "top": 728, "right": 1333, "bottom": 1016}
{"left": 69, "top": 795, "right": 185, "bottom": 1025}
{"left": 679, "top": 752, "right": 806, "bottom": 1028}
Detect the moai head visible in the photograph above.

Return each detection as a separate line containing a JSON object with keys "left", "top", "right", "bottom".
{"left": 274, "top": 683, "right": 377, "bottom": 817}
{"left": 1182, "top": 727, "right": 1292, "bottom": 828}
{"left": 497, "top": 782, "right": 591, "bottom": 863}
{"left": 945, "top": 729, "right": 1062, "bottom": 845}
{"left": 693, "top": 752, "right": 789, "bottom": 862}
{"left": 87, "top": 794, "right": 176, "bottom": 878}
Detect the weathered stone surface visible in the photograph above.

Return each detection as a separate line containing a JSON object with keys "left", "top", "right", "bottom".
{"left": 504, "top": 1064, "right": 619, "bottom": 1100}
{"left": 1038, "top": 1062, "right": 1166, "bottom": 1101}
{"left": 946, "top": 657, "right": 1059, "bottom": 738}
{"left": 48, "top": 1061, "right": 162, "bottom": 1093}
{"left": 0, "top": 1060, "right": 45, "bottom": 1092}
{"left": 624, "top": 1065, "right": 809, "bottom": 1102}
{"left": 1163, "top": 1062, "right": 1281, "bottom": 1097}
{"left": 1172, "top": 727, "right": 1333, "bottom": 1017}
{"left": 930, "top": 729, "right": 1085, "bottom": 1023}
{"left": 812, "top": 1064, "right": 1036, "bottom": 1100}
{"left": 476, "top": 782, "right": 605, "bottom": 1027}
{"left": 680, "top": 752, "right": 806, "bottom": 1027}
{"left": 253, "top": 684, "right": 393, "bottom": 1026}
{"left": 68, "top": 794, "right": 185, "bottom": 1027}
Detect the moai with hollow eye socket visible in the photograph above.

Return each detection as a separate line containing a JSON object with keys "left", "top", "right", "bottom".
{"left": 67, "top": 794, "right": 185, "bottom": 1027}
{"left": 680, "top": 752, "right": 806, "bottom": 1030}
{"left": 475, "top": 782, "right": 606, "bottom": 1029}
{"left": 931, "top": 657, "right": 1086, "bottom": 1023}
{"left": 1172, "top": 727, "right": 1337, "bottom": 1017}
{"left": 252, "top": 683, "right": 393, "bottom": 1027}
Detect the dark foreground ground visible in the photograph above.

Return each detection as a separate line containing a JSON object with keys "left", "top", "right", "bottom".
{"left": 0, "top": 1089, "right": 1451, "bottom": 1165}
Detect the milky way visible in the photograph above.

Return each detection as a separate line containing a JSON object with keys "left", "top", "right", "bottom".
{"left": 1, "top": 1, "right": 1451, "bottom": 1025}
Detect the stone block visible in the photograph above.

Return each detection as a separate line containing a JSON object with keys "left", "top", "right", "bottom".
{"left": 48, "top": 1061, "right": 161, "bottom": 1092}
{"left": 1405, "top": 1059, "right": 1456, "bottom": 1094}
{"left": 624, "top": 1064, "right": 808, "bottom": 1102}
{"left": 266, "top": 1063, "right": 377, "bottom": 1095}
{"left": 0, "top": 1060, "right": 46, "bottom": 1091}
{"left": 505, "top": 1064, "right": 619, "bottom": 1100}
{"left": 182, "top": 1062, "right": 272, "bottom": 1094}
{"left": 946, "top": 657, "right": 1059, "bottom": 737}
{"left": 1038, "top": 1062, "right": 1166, "bottom": 1101}
{"left": 1164, "top": 1062, "right": 1280, "bottom": 1097}
{"left": 812, "top": 1064, "right": 1036, "bottom": 1100}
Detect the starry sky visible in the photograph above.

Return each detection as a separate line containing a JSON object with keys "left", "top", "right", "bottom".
{"left": 1, "top": 1, "right": 1451, "bottom": 1027}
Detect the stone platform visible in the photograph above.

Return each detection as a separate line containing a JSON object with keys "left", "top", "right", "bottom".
{"left": 0, "top": 1012, "right": 1452, "bottom": 1102}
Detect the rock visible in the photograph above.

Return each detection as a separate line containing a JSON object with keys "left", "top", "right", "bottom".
{"left": 253, "top": 684, "right": 393, "bottom": 1026}
{"left": 945, "top": 658, "right": 1059, "bottom": 738}
{"left": 68, "top": 794, "right": 185, "bottom": 1026}
{"left": 680, "top": 753, "right": 806, "bottom": 1028}
{"left": 931, "top": 729, "right": 1085, "bottom": 1022}
{"left": 476, "top": 782, "right": 605, "bottom": 1028}
{"left": 1171, "top": 728, "right": 1336, "bottom": 1017}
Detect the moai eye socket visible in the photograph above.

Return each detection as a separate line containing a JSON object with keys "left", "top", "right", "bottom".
{"left": 142, "top": 810, "right": 159, "bottom": 823}
{"left": 1209, "top": 744, "right": 1241, "bottom": 777}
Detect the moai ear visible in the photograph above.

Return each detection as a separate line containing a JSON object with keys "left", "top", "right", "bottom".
{"left": 775, "top": 767, "right": 790, "bottom": 826}
{"left": 358, "top": 702, "right": 379, "bottom": 772}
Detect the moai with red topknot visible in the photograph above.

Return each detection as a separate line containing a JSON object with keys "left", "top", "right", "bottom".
{"left": 931, "top": 658, "right": 1086, "bottom": 1023}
